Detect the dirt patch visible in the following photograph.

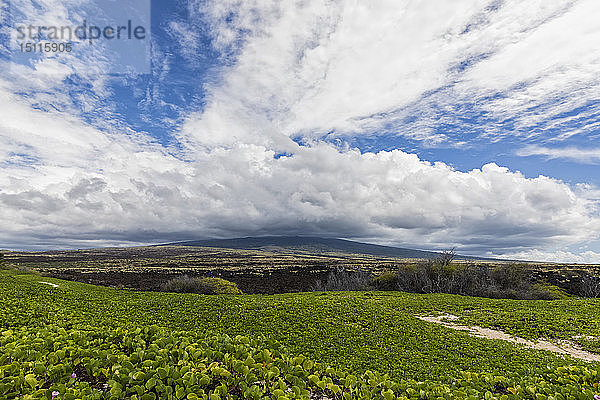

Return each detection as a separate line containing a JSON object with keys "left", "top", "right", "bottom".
{"left": 418, "top": 313, "right": 600, "bottom": 362}
{"left": 38, "top": 281, "right": 59, "bottom": 288}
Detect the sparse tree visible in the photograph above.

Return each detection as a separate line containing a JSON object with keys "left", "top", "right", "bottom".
{"left": 436, "top": 247, "right": 456, "bottom": 266}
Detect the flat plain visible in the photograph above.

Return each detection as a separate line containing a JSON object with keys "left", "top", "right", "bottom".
{"left": 4, "top": 246, "right": 599, "bottom": 294}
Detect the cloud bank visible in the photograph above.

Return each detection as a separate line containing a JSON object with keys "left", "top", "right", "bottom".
{"left": 2, "top": 86, "right": 599, "bottom": 255}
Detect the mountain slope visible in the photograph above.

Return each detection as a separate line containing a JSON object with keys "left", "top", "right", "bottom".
{"left": 163, "top": 236, "right": 481, "bottom": 260}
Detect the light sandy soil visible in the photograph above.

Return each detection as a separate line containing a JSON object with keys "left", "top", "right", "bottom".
{"left": 418, "top": 313, "right": 600, "bottom": 362}
{"left": 38, "top": 281, "right": 59, "bottom": 288}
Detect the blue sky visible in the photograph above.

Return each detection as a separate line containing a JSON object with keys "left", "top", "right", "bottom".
{"left": 1, "top": 0, "right": 599, "bottom": 262}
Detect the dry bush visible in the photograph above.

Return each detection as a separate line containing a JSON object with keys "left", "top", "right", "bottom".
{"left": 393, "top": 256, "right": 562, "bottom": 300}
{"left": 579, "top": 273, "right": 600, "bottom": 298}
{"left": 312, "top": 267, "right": 373, "bottom": 291}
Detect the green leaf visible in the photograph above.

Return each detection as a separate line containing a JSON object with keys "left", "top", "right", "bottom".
{"left": 24, "top": 374, "right": 37, "bottom": 389}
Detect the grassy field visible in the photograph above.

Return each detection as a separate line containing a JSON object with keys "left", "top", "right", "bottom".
{"left": 2, "top": 268, "right": 600, "bottom": 399}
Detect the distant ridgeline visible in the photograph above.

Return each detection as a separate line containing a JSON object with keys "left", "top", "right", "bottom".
{"left": 160, "top": 236, "right": 489, "bottom": 261}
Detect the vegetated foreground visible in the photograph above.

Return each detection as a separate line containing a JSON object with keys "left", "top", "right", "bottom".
{"left": 2, "top": 270, "right": 600, "bottom": 399}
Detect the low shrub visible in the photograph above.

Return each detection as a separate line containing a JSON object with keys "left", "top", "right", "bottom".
{"left": 371, "top": 270, "right": 398, "bottom": 290}
{"left": 162, "top": 275, "right": 242, "bottom": 294}
{"left": 530, "top": 282, "right": 570, "bottom": 300}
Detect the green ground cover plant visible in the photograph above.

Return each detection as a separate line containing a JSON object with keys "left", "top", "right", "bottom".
{"left": 1, "top": 269, "right": 600, "bottom": 399}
